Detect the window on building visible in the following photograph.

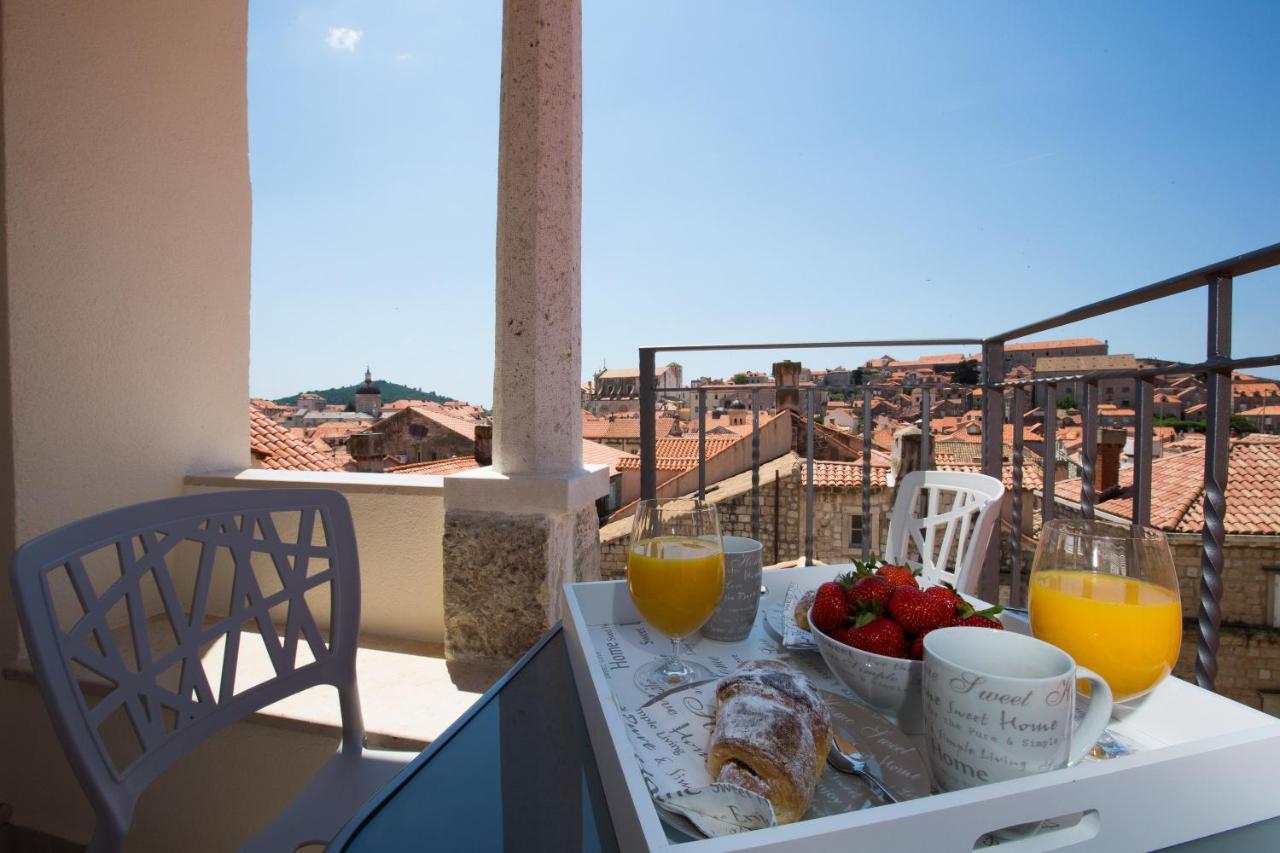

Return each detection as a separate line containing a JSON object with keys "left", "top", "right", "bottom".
{"left": 410, "top": 424, "right": 428, "bottom": 438}
{"left": 847, "top": 514, "right": 864, "bottom": 550}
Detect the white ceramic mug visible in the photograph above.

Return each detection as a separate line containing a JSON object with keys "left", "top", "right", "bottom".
{"left": 922, "top": 627, "right": 1113, "bottom": 791}
{"left": 701, "top": 537, "right": 764, "bottom": 642}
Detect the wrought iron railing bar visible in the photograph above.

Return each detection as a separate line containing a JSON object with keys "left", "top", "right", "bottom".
{"left": 640, "top": 338, "right": 986, "bottom": 355}
{"left": 986, "top": 241, "right": 1280, "bottom": 344}
{"left": 919, "top": 388, "right": 932, "bottom": 467}
{"left": 697, "top": 388, "right": 707, "bottom": 500}
{"left": 1080, "top": 381, "right": 1099, "bottom": 520}
{"left": 978, "top": 342, "right": 1006, "bottom": 603}
{"left": 918, "top": 387, "right": 932, "bottom": 519}
{"left": 862, "top": 387, "right": 873, "bottom": 560}
{"left": 1196, "top": 276, "right": 1233, "bottom": 692}
{"left": 1132, "top": 378, "right": 1154, "bottom": 529}
{"left": 751, "top": 388, "right": 761, "bottom": 542}
{"left": 639, "top": 351, "right": 657, "bottom": 500}
{"left": 1010, "top": 386, "right": 1026, "bottom": 607}
{"left": 984, "top": 353, "right": 1280, "bottom": 390}
{"left": 1042, "top": 384, "right": 1058, "bottom": 524}
{"left": 805, "top": 388, "right": 815, "bottom": 565}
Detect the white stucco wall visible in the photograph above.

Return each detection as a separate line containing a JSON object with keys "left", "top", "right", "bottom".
{"left": 185, "top": 470, "right": 447, "bottom": 645}
{"left": 1, "top": 1, "right": 251, "bottom": 844}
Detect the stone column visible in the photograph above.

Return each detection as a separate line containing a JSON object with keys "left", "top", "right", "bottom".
{"left": 443, "top": 0, "right": 606, "bottom": 664}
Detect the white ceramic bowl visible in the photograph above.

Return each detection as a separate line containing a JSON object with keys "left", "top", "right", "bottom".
{"left": 808, "top": 602, "right": 924, "bottom": 734}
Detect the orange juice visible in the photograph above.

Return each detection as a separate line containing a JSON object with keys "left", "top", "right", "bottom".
{"left": 627, "top": 536, "right": 725, "bottom": 638}
{"left": 1029, "top": 570, "right": 1182, "bottom": 701}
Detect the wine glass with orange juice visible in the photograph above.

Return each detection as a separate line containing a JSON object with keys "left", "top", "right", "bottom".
{"left": 1029, "top": 519, "right": 1182, "bottom": 703}
{"left": 627, "top": 498, "right": 725, "bottom": 695}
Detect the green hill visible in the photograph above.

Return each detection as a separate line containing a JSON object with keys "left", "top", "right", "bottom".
{"left": 274, "top": 381, "right": 454, "bottom": 407}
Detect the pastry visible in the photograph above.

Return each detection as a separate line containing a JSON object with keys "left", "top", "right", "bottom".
{"left": 706, "top": 660, "right": 831, "bottom": 823}
{"left": 793, "top": 590, "right": 817, "bottom": 631}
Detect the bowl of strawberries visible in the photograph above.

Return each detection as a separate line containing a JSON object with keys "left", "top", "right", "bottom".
{"left": 806, "top": 561, "right": 1003, "bottom": 734}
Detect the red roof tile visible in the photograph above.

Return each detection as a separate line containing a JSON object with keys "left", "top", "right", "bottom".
{"left": 386, "top": 456, "right": 481, "bottom": 475}
{"left": 1053, "top": 436, "right": 1280, "bottom": 534}
{"left": 249, "top": 407, "right": 342, "bottom": 472}
{"left": 614, "top": 436, "right": 738, "bottom": 471}
{"left": 802, "top": 459, "right": 889, "bottom": 490}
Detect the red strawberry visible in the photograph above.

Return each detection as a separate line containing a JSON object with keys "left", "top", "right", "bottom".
{"left": 875, "top": 564, "right": 919, "bottom": 589}
{"left": 924, "top": 584, "right": 963, "bottom": 614}
{"left": 842, "top": 617, "right": 907, "bottom": 659}
{"left": 958, "top": 605, "right": 1004, "bottom": 630}
{"left": 809, "top": 581, "right": 850, "bottom": 636}
{"left": 909, "top": 627, "right": 938, "bottom": 661}
{"left": 846, "top": 576, "right": 893, "bottom": 613}
{"left": 887, "top": 586, "right": 952, "bottom": 635}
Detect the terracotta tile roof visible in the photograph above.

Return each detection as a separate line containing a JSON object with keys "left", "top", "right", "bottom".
{"left": 1052, "top": 436, "right": 1280, "bottom": 534}
{"left": 614, "top": 436, "right": 739, "bottom": 471}
{"left": 1034, "top": 354, "right": 1138, "bottom": 373}
{"left": 387, "top": 439, "right": 635, "bottom": 477}
{"left": 1239, "top": 405, "right": 1280, "bottom": 416}
{"left": 934, "top": 459, "right": 1043, "bottom": 493}
{"left": 409, "top": 407, "right": 481, "bottom": 439}
{"left": 1233, "top": 381, "right": 1280, "bottom": 396}
{"left": 371, "top": 406, "right": 483, "bottom": 440}
{"left": 581, "top": 412, "right": 678, "bottom": 441}
{"left": 801, "top": 459, "right": 890, "bottom": 490}
{"left": 386, "top": 456, "right": 481, "bottom": 475}
{"left": 1005, "top": 337, "right": 1105, "bottom": 352}
{"left": 307, "top": 421, "right": 368, "bottom": 441}
{"left": 581, "top": 440, "right": 638, "bottom": 475}
{"left": 249, "top": 407, "right": 342, "bottom": 472}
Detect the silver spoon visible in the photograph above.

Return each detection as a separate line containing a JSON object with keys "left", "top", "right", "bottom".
{"left": 826, "top": 732, "right": 902, "bottom": 803}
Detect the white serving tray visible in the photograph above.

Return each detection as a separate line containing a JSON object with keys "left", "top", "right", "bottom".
{"left": 562, "top": 565, "right": 1280, "bottom": 852}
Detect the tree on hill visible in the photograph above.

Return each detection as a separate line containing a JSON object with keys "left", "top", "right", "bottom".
{"left": 274, "top": 380, "right": 454, "bottom": 407}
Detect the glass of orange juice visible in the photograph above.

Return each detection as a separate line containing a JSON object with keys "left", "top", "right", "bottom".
{"left": 627, "top": 498, "right": 725, "bottom": 695}
{"left": 1029, "top": 519, "right": 1182, "bottom": 703}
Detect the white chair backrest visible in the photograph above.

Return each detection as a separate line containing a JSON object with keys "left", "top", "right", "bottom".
{"left": 10, "top": 488, "right": 364, "bottom": 852}
{"left": 883, "top": 470, "right": 1005, "bottom": 595}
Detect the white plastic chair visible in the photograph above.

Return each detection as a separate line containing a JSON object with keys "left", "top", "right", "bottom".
{"left": 9, "top": 489, "right": 414, "bottom": 853}
{"left": 883, "top": 470, "right": 1006, "bottom": 595}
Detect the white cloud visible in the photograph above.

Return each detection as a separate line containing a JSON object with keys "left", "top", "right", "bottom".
{"left": 325, "top": 27, "right": 363, "bottom": 52}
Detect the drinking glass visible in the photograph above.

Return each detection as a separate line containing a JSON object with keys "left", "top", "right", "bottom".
{"left": 1028, "top": 519, "right": 1182, "bottom": 703}
{"left": 627, "top": 498, "right": 725, "bottom": 695}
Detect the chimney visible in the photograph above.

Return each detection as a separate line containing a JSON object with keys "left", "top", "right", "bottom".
{"left": 347, "top": 432, "right": 386, "bottom": 473}
{"left": 773, "top": 360, "right": 802, "bottom": 413}
{"left": 474, "top": 424, "right": 493, "bottom": 466}
{"left": 1096, "top": 427, "right": 1126, "bottom": 496}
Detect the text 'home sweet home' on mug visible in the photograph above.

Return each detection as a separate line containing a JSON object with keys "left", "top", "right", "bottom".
{"left": 921, "top": 627, "right": 1113, "bottom": 791}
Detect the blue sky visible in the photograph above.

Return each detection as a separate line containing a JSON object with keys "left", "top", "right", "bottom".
{"left": 248, "top": 1, "right": 1280, "bottom": 405}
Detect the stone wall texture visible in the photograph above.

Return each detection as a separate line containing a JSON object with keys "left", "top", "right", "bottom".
{"left": 444, "top": 504, "right": 599, "bottom": 663}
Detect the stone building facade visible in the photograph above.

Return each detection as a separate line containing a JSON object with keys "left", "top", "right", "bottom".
{"left": 371, "top": 406, "right": 478, "bottom": 465}
{"left": 599, "top": 455, "right": 892, "bottom": 579}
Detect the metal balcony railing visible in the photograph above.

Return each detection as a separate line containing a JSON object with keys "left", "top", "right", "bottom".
{"left": 638, "top": 241, "right": 1280, "bottom": 693}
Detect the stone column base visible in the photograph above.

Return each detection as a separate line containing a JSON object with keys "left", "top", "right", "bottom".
{"left": 443, "top": 503, "right": 600, "bottom": 664}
